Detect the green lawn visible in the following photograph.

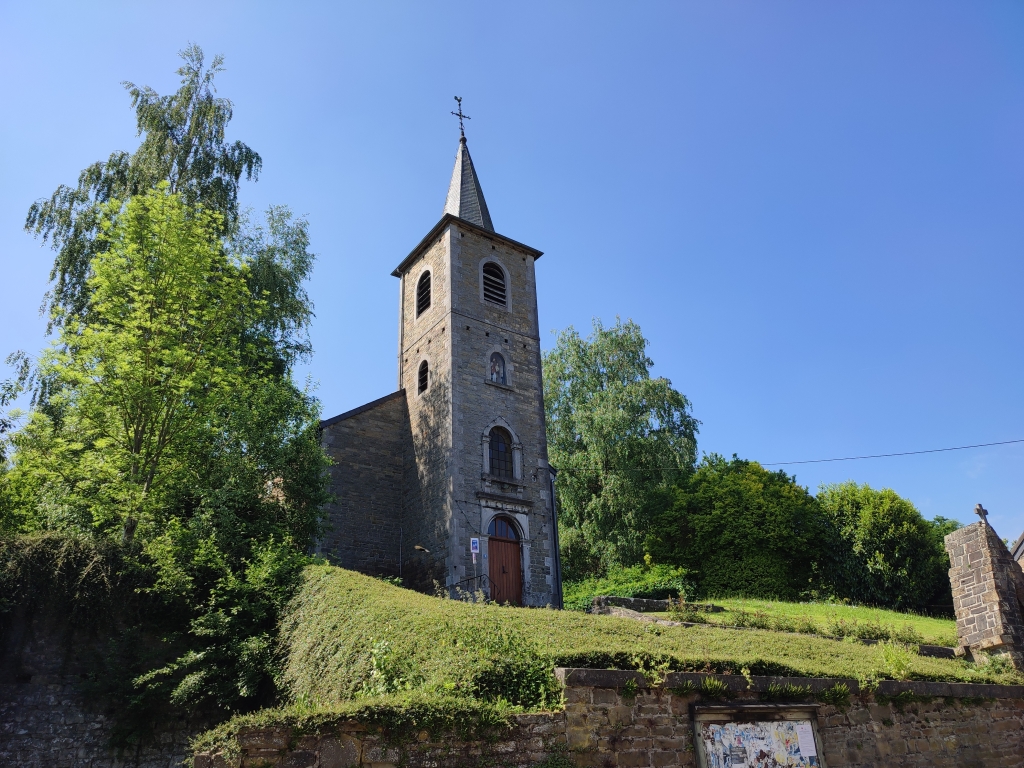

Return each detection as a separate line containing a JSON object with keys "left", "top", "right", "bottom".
{"left": 649, "top": 597, "right": 958, "bottom": 647}
{"left": 279, "top": 565, "right": 1010, "bottom": 712}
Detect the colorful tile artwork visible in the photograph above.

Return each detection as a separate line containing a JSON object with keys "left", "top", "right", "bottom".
{"left": 699, "top": 720, "right": 820, "bottom": 767}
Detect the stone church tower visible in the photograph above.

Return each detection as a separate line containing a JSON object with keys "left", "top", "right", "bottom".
{"left": 317, "top": 133, "right": 563, "bottom": 608}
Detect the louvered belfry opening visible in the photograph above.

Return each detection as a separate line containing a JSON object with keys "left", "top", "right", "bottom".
{"left": 482, "top": 262, "right": 506, "bottom": 306}
{"left": 489, "top": 427, "right": 513, "bottom": 479}
{"left": 416, "top": 271, "right": 431, "bottom": 316}
{"left": 418, "top": 360, "right": 429, "bottom": 393}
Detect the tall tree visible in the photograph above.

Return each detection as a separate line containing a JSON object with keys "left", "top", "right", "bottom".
{"left": 6, "top": 186, "right": 330, "bottom": 713}
{"left": 5, "top": 47, "right": 328, "bottom": 721}
{"left": 816, "top": 481, "right": 957, "bottom": 612}
{"left": 25, "top": 44, "right": 261, "bottom": 331}
{"left": 646, "top": 455, "right": 821, "bottom": 600}
{"left": 543, "top": 318, "right": 698, "bottom": 572}
{"left": 10, "top": 187, "right": 312, "bottom": 544}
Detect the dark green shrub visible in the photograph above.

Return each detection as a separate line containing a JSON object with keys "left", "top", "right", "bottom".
{"left": 646, "top": 455, "right": 821, "bottom": 601}
{"left": 816, "top": 483, "right": 958, "bottom": 613}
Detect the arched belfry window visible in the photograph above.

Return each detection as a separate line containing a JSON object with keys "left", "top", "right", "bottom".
{"left": 488, "top": 427, "right": 513, "bottom": 479}
{"left": 482, "top": 262, "right": 507, "bottom": 307}
{"left": 418, "top": 360, "right": 429, "bottom": 394}
{"left": 416, "top": 271, "right": 431, "bottom": 316}
{"left": 489, "top": 352, "right": 506, "bottom": 385}
{"left": 488, "top": 516, "right": 519, "bottom": 541}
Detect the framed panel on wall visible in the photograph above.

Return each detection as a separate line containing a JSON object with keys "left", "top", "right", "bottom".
{"left": 693, "top": 704, "right": 826, "bottom": 767}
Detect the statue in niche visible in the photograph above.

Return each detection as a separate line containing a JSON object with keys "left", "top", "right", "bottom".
{"left": 489, "top": 352, "right": 506, "bottom": 385}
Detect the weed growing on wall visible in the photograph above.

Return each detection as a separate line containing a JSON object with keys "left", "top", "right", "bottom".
{"left": 816, "top": 683, "right": 851, "bottom": 709}
{"left": 878, "top": 641, "right": 918, "bottom": 681}
{"left": 666, "top": 596, "right": 712, "bottom": 624}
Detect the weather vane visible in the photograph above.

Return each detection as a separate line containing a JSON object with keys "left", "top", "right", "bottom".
{"left": 451, "top": 96, "right": 471, "bottom": 137}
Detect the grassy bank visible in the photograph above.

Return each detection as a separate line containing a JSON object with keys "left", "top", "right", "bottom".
{"left": 279, "top": 565, "right": 1015, "bottom": 711}
{"left": 651, "top": 597, "right": 958, "bottom": 647}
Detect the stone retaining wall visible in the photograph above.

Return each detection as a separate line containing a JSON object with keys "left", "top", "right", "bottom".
{"left": 0, "top": 608, "right": 207, "bottom": 768}
{"left": 194, "top": 713, "right": 567, "bottom": 768}
{"left": 591, "top": 596, "right": 723, "bottom": 613}
{"left": 195, "top": 669, "right": 1024, "bottom": 768}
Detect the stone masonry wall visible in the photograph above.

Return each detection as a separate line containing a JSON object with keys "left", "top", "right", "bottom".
{"left": 318, "top": 392, "right": 416, "bottom": 581}
{"left": 399, "top": 232, "right": 455, "bottom": 591}
{"left": 0, "top": 608, "right": 208, "bottom": 768}
{"left": 194, "top": 669, "right": 1024, "bottom": 768}
{"left": 945, "top": 520, "right": 1024, "bottom": 666}
{"left": 194, "top": 713, "right": 567, "bottom": 768}
{"left": 447, "top": 223, "right": 555, "bottom": 606}
{"left": 389, "top": 218, "right": 558, "bottom": 605}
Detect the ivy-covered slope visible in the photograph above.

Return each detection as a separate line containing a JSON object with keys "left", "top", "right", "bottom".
{"left": 280, "top": 564, "right": 1017, "bottom": 708}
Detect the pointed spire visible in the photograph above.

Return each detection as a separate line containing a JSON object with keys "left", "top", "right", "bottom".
{"left": 443, "top": 136, "right": 494, "bottom": 232}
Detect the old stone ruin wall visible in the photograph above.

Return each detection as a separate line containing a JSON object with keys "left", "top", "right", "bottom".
{"left": 945, "top": 516, "right": 1024, "bottom": 669}
{"left": 0, "top": 605, "right": 208, "bottom": 768}
{"left": 197, "top": 669, "right": 1024, "bottom": 768}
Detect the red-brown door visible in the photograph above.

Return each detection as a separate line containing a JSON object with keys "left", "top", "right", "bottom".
{"left": 488, "top": 537, "right": 522, "bottom": 605}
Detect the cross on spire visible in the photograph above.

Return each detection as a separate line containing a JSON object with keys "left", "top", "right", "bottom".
{"left": 976, "top": 503, "right": 989, "bottom": 523}
{"left": 451, "top": 96, "right": 471, "bottom": 138}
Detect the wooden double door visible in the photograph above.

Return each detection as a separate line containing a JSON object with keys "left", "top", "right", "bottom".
{"left": 488, "top": 536, "right": 522, "bottom": 605}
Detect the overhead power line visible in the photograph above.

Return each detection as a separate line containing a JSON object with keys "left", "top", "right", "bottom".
{"left": 551, "top": 439, "right": 1024, "bottom": 472}
{"left": 762, "top": 439, "right": 1024, "bottom": 466}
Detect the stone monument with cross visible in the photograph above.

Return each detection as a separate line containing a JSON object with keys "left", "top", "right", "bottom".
{"left": 944, "top": 504, "right": 1024, "bottom": 669}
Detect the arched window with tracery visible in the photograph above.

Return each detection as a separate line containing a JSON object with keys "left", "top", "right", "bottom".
{"left": 418, "top": 360, "right": 429, "bottom": 394}
{"left": 482, "top": 262, "right": 507, "bottom": 307}
{"left": 489, "top": 352, "right": 506, "bottom": 385}
{"left": 487, "top": 516, "right": 519, "bottom": 540}
{"left": 416, "top": 271, "right": 431, "bottom": 316}
{"left": 488, "top": 427, "right": 513, "bottom": 479}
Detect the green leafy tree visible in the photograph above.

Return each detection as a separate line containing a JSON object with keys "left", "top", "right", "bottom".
{"left": 543, "top": 319, "right": 698, "bottom": 574}
{"left": 25, "top": 45, "right": 261, "bottom": 330}
{"left": 5, "top": 187, "right": 330, "bottom": 716}
{"left": 13, "top": 188, "right": 252, "bottom": 543}
{"left": 816, "top": 481, "right": 956, "bottom": 612}
{"left": 646, "top": 454, "right": 822, "bottom": 600}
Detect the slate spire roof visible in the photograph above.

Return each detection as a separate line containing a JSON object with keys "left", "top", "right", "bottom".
{"left": 443, "top": 136, "right": 494, "bottom": 232}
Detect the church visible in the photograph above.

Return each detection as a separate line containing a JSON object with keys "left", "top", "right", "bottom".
{"left": 316, "top": 126, "right": 564, "bottom": 608}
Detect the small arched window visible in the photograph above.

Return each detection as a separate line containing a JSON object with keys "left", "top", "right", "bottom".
{"left": 489, "top": 352, "right": 506, "bottom": 385}
{"left": 482, "top": 262, "right": 507, "bottom": 307}
{"left": 488, "top": 427, "right": 513, "bottom": 479}
{"left": 488, "top": 516, "right": 519, "bottom": 540}
{"left": 418, "top": 360, "right": 429, "bottom": 394}
{"left": 416, "top": 271, "right": 431, "bottom": 316}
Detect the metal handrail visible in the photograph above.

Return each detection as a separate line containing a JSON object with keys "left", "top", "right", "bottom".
{"left": 452, "top": 573, "right": 494, "bottom": 592}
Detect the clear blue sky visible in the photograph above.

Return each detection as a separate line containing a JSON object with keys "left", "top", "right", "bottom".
{"left": 2, "top": 2, "right": 1023, "bottom": 537}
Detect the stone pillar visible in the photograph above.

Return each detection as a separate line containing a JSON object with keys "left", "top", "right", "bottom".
{"left": 945, "top": 506, "right": 1024, "bottom": 669}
